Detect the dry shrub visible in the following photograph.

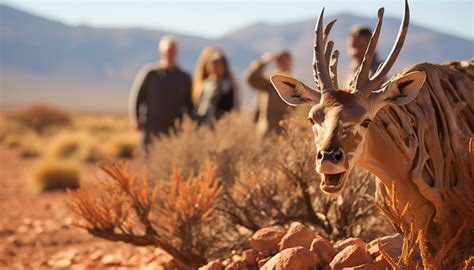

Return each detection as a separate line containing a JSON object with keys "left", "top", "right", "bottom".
{"left": 70, "top": 112, "right": 395, "bottom": 267}
{"left": 220, "top": 116, "right": 388, "bottom": 240}
{"left": 47, "top": 132, "right": 99, "bottom": 162}
{"left": 376, "top": 183, "right": 471, "bottom": 269}
{"left": 69, "top": 158, "right": 228, "bottom": 268}
{"left": 150, "top": 112, "right": 391, "bottom": 241}
{"left": 8, "top": 104, "right": 71, "bottom": 133}
{"left": 149, "top": 112, "right": 260, "bottom": 184}
{"left": 104, "top": 132, "right": 140, "bottom": 159}
{"left": 31, "top": 159, "right": 80, "bottom": 192}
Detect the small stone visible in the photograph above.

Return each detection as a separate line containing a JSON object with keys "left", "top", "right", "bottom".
{"left": 250, "top": 227, "right": 286, "bottom": 253}
{"left": 329, "top": 245, "right": 373, "bottom": 270}
{"left": 310, "top": 236, "right": 336, "bottom": 264}
{"left": 89, "top": 250, "right": 103, "bottom": 261}
{"left": 48, "top": 258, "right": 72, "bottom": 268}
{"left": 278, "top": 222, "right": 316, "bottom": 251}
{"left": 143, "top": 261, "right": 163, "bottom": 270}
{"left": 261, "top": 247, "right": 320, "bottom": 270}
{"left": 257, "top": 257, "right": 271, "bottom": 268}
{"left": 348, "top": 263, "right": 378, "bottom": 269}
{"left": 334, "top": 237, "right": 366, "bottom": 252}
{"left": 367, "top": 233, "right": 403, "bottom": 258}
{"left": 22, "top": 217, "right": 33, "bottom": 226}
{"left": 372, "top": 255, "right": 391, "bottom": 270}
{"left": 17, "top": 225, "right": 28, "bottom": 233}
{"left": 70, "top": 264, "right": 86, "bottom": 270}
{"left": 225, "top": 261, "right": 248, "bottom": 270}
{"left": 241, "top": 249, "right": 258, "bottom": 267}
{"left": 101, "top": 254, "right": 121, "bottom": 266}
{"left": 34, "top": 226, "right": 44, "bottom": 234}
{"left": 199, "top": 259, "right": 224, "bottom": 270}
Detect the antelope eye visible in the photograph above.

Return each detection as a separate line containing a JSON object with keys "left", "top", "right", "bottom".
{"left": 307, "top": 117, "right": 315, "bottom": 125}
{"left": 360, "top": 119, "right": 372, "bottom": 128}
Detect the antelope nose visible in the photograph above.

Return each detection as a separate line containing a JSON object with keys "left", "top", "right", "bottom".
{"left": 317, "top": 149, "right": 344, "bottom": 164}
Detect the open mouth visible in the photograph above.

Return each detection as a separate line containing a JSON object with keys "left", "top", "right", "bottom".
{"left": 320, "top": 172, "right": 346, "bottom": 193}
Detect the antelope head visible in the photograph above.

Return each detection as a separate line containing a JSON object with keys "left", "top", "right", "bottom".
{"left": 271, "top": 0, "right": 426, "bottom": 194}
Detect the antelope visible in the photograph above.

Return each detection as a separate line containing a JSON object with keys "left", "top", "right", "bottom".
{"left": 270, "top": 0, "right": 473, "bottom": 264}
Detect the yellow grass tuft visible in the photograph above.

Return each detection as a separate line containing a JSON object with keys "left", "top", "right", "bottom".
{"left": 31, "top": 159, "right": 80, "bottom": 192}
{"left": 103, "top": 132, "right": 140, "bottom": 159}
{"left": 19, "top": 132, "right": 42, "bottom": 158}
{"left": 47, "top": 132, "right": 99, "bottom": 162}
{"left": 3, "top": 134, "right": 22, "bottom": 148}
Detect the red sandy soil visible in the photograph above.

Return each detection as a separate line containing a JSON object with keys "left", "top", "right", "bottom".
{"left": 0, "top": 145, "right": 169, "bottom": 269}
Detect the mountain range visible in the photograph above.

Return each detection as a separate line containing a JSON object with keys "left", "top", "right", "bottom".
{"left": 1, "top": 4, "right": 472, "bottom": 112}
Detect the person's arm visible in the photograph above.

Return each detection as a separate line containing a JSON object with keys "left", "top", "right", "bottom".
{"left": 245, "top": 52, "right": 276, "bottom": 92}
{"left": 129, "top": 67, "right": 149, "bottom": 130}
{"left": 245, "top": 60, "right": 273, "bottom": 92}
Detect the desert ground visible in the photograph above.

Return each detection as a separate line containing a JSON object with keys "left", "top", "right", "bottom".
{"left": 0, "top": 144, "right": 176, "bottom": 269}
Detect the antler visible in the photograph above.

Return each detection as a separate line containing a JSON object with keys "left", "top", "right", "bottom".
{"left": 313, "top": 8, "right": 338, "bottom": 92}
{"left": 353, "top": 0, "right": 410, "bottom": 96}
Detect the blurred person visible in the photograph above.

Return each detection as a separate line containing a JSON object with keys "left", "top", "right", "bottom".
{"left": 129, "top": 35, "right": 193, "bottom": 150}
{"left": 346, "top": 24, "right": 383, "bottom": 85}
{"left": 245, "top": 50, "right": 293, "bottom": 135}
{"left": 192, "top": 47, "right": 239, "bottom": 126}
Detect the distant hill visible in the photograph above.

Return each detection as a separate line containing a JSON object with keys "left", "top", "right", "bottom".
{"left": 1, "top": 4, "right": 472, "bottom": 112}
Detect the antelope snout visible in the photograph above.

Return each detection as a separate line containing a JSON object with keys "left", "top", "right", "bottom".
{"left": 316, "top": 148, "right": 345, "bottom": 173}
{"left": 317, "top": 148, "right": 344, "bottom": 164}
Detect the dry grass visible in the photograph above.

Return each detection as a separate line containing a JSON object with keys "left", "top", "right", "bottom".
{"left": 47, "top": 132, "right": 99, "bottom": 162}
{"left": 69, "top": 158, "right": 226, "bottom": 268}
{"left": 31, "top": 159, "right": 81, "bottom": 192}
{"left": 8, "top": 104, "right": 71, "bottom": 133}
{"left": 376, "top": 183, "right": 471, "bottom": 269}
{"left": 104, "top": 132, "right": 140, "bottom": 159}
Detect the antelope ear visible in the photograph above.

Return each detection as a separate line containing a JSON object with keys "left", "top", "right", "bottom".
{"left": 371, "top": 71, "right": 426, "bottom": 109}
{"left": 270, "top": 74, "right": 321, "bottom": 106}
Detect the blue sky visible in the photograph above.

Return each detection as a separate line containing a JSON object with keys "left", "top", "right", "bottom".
{"left": 2, "top": 0, "right": 473, "bottom": 40}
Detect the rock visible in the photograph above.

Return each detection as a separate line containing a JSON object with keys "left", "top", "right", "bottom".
{"left": 222, "top": 258, "right": 232, "bottom": 266}
{"left": 70, "top": 264, "right": 86, "bottom": 270}
{"left": 199, "top": 260, "right": 224, "bottom": 270}
{"left": 343, "top": 263, "right": 377, "bottom": 270}
{"left": 143, "top": 262, "right": 164, "bottom": 270}
{"left": 250, "top": 227, "right": 286, "bottom": 253}
{"left": 278, "top": 222, "right": 316, "bottom": 251}
{"left": 89, "top": 250, "right": 103, "bottom": 261}
{"left": 48, "top": 258, "right": 72, "bottom": 268}
{"left": 161, "top": 255, "right": 185, "bottom": 270}
{"left": 241, "top": 249, "right": 258, "bottom": 267}
{"left": 257, "top": 257, "right": 271, "bottom": 268}
{"left": 329, "top": 245, "right": 373, "bottom": 270}
{"left": 372, "top": 255, "right": 391, "bottom": 270}
{"left": 261, "top": 246, "right": 320, "bottom": 270}
{"left": 225, "top": 261, "right": 248, "bottom": 270}
{"left": 367, "top": 233, "right": 403, "bottom": 258}
{"left": 101, "top": 254, "right": 121, "bottom": 266}
{"left": 310, "top": 236, "right": 336, "bottom": 264}
{"left": 334, "top": 237, "right": 366, "bottom": 252}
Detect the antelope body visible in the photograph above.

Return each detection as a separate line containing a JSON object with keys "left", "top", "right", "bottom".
{"left": 270, "top": 0, "right": 473, "bottom": 264}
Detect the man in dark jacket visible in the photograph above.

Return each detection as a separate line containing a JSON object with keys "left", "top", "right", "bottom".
{"left": 129, "top": 35, "right": 193, "bottom": 149}
{"left": 245, "top": 50, "right": 293, "bottom": 136}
